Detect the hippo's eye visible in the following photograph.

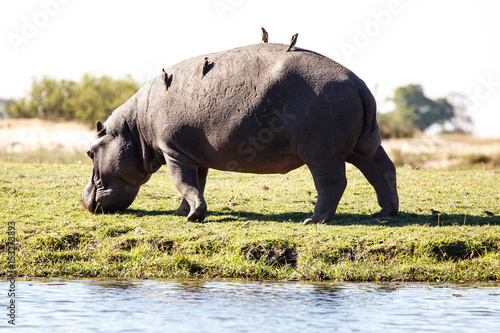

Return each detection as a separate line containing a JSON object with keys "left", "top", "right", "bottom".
{"left": 87, "top": 149, "right": 94, "bottom": 159}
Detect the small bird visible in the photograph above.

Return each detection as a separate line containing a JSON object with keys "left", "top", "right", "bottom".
{"left": 201, "top": 57, "right": 209, "bottom": 78}
{"left": 162, "top": 68, "right": 168, "bottom": 91}
{"left": 485, "top": 211, "right": 495, "bottom": 217}
{"left": 431, "top": 209, "right": 441, "bottom": 215}
{"left": 286, "top": 33, "right": 298, "bottom": 52}
{"left": 261, "top": 27, "right": 268, "bottom": 43}
{"left": 242, "top": 221, "right": 251, "bottom": 228}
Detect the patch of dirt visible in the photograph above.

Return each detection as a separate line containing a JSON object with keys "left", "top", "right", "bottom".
{"left": 113, "top": 238, "right": 174, "bottom": 252}
{"left": 0, "top": 118, "right": 94, "bottom": 154}
{"left": 113, "top": 238, "right": 139, "bottom": 251}
{"left": 242, "top": 242, "right": 297, "bottom": 266}
{"left": 384, "top": 136, "right": 500, "bottom": 156}
{"left": 382, "top": 136, "right": 500, "bottom": 169}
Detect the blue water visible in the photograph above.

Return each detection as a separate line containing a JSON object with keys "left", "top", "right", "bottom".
{"left": 2, "top": 279, "right": 500, "bottom": 332}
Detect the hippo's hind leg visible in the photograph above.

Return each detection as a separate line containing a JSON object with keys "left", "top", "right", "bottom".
{"left": 168, "top": 162, "right": 208, "bottom": 222}
{"left": 346, "top": 145, "right": 398, "bottom": 217}
{"left": 301, "top": 156, "right": 347, "bottom": 224}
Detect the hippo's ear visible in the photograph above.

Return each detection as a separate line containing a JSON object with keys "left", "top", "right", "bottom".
{"left": 96, "top": 121, "right": 104, "bottom": 132}
{"left": 96, "top": 121, "right": 106, "bottom": 136}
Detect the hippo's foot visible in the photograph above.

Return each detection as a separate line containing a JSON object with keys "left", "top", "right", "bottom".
{"left": 172, "top": 199, "right": 207, "bottom": 222}
{"left": 301, "top": 213, "right": 333, "bottom": 225}
{"left": 372, "top": 205, "right": 398, "bottom": 218}
{"left": 186, "top": 201, "right": 207, "bottom": 222}
{"left": 172, "top": 199, "right": 190, "bottom": 217}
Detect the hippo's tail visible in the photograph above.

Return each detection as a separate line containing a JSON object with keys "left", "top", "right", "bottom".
{"left": 359, "top": 86, "right": 377, "bottom": 139}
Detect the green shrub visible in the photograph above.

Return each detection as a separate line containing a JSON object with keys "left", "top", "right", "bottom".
{"left": 7, "top": 74, "right": 140, "bottom": 125}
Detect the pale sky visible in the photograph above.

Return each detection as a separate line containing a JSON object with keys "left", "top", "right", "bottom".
{"left": 1, "top": 0, "right": 499, "bottom": 137}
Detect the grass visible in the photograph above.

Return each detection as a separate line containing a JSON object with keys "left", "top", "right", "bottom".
{"left": 0, "top": 150, "right": 88, "bottom": 164}
{"left": 1, "top": 160, "right": 499, "bottom": 282}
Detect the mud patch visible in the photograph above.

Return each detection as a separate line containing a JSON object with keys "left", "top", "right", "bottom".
{"left": 241, "top": 242, "right": 297, "bottom": 266}
{"left": 114, "top": 238, "right": 139, "bottom": 251}
{"left": 113, "top": 238, "right": 174, "bottom": 252}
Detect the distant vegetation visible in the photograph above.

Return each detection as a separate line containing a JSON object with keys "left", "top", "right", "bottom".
{"left": 378, "top": 84, "right": 472, "bottom": 138}
{"left": 7, "top": 74, "right": 139, "bottom": 126}
{"left": 6, "top": 76, "right": 471, "bottom": 138}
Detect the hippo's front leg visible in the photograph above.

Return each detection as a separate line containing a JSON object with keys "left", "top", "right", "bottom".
{"left": 172, "top": 167, "right": 208, "bottom": 219}
{"left": 167, "top": 161, "right": 207, "bottom": 222}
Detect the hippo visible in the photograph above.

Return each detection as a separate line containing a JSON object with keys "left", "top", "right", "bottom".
{"left": 81, "top": 43, "right": 398, "bottom": 224}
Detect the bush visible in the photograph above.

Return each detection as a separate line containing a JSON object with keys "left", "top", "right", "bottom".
{"left": 7, "top": 74, "right": 140, "bottom": 125}
{"left": 378, "top": 112, "right": 419, "bottom": 139}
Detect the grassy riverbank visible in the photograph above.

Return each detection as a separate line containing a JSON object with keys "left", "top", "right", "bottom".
{"left": 1, "top": 162, "right": 499, "bottom": 281}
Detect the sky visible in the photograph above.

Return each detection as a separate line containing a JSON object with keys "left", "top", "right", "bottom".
{"left": 1, "top": 0, "right": 499, "bottom": 137}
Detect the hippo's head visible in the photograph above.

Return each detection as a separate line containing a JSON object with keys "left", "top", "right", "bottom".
{"left": 81, "top": 114, "right": 161, "bottom": 213}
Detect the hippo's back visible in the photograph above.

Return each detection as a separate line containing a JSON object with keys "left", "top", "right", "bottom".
{"left": 142, "top": 43, "right": 374, "bottom": 173}
{"left": 166, "top": 43, "right": 353, "bottom": 108}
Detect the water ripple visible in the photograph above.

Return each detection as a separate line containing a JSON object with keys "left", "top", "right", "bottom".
{"left": 2, "top": 279, "right": 500, "bottom": 332}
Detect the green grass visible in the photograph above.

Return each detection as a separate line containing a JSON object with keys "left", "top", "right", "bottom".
{"left": 1, "top": 161, "right": 499, "bottom": 281}
{"left": 0, "top": 151, "right": 88, "bottom": 164}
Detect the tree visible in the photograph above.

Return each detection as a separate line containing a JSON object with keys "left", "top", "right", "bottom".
{"left": 65, "top": 73, "right": 139, "bottom": 123}
{"left": 8, "top": 77, "right": 74, "bottom": 119}
{"left": 7, "top": 74, "right": 139, "bottom": 125}
{"left": 378, "top": 84, "right": 472, "bottom": 138}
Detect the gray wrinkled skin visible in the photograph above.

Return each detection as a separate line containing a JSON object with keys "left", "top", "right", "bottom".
{"left": 81, "top": 43, "right": 398, "bottom": 223}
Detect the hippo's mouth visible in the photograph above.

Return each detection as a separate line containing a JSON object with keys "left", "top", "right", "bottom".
{"left": 82, "top": 161, "right": 141, "bottom": 214}
{"left": 82, "top": 168, "right": 102, "bottom": 213}
{"left": 82, "top": 168, "right": 137, "bottom": 214}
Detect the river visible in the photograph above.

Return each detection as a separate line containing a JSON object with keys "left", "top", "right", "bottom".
{"left": 2, "top": 279, "right": 500, "bottom": 332}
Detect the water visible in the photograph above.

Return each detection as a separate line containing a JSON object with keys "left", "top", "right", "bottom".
{"left": 2, "top": 279, "right": 500, "bottom": 332}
